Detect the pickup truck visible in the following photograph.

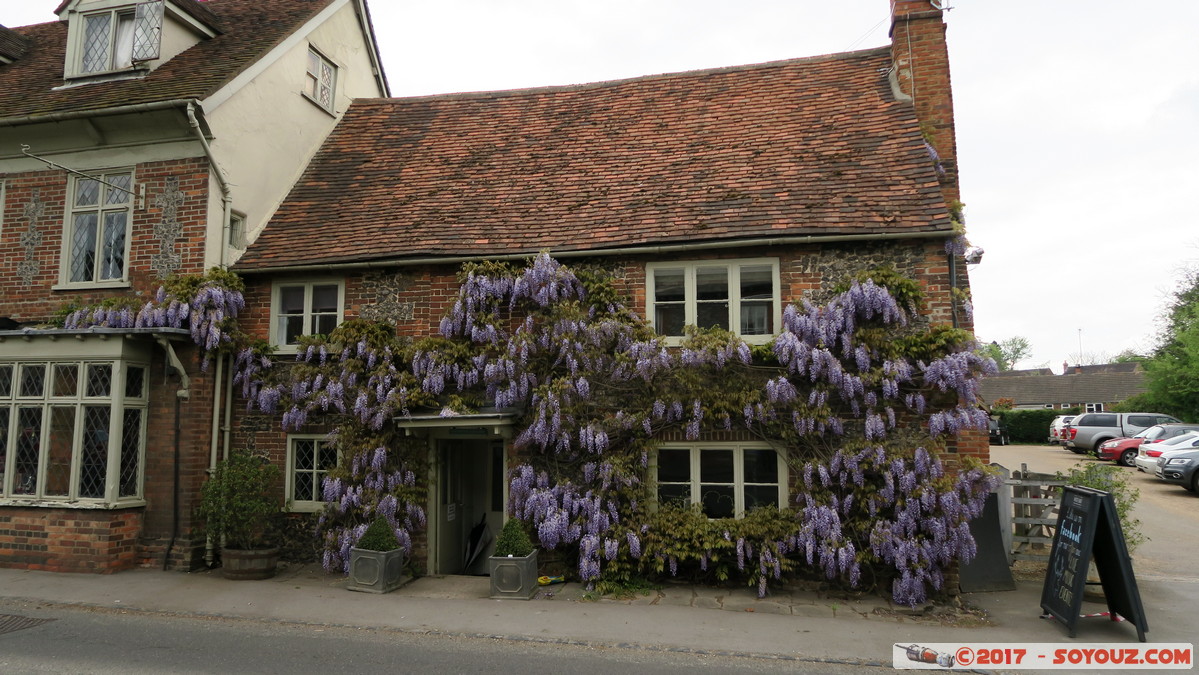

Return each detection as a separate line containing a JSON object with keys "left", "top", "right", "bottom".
{"left": 1063, "top": 412, "right": 1181, "bottom": 454}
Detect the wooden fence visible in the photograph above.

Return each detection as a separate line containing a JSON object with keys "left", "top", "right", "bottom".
{"left": 992, "top": 463, "right": 1068, "bottom": 563}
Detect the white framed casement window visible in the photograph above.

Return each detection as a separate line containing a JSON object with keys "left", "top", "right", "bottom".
{"left": 228, "top": 210, "right": 247, "bottom": 250}
{"left": 286, "top": 435, "right": 338, "bottom": 512}
{"left": 1085, "top": 403, "right": 1105, "bottom": 413}
{"left": 646, "top": 258, "right": 780, "bottom": 345}
{"left": 61, "top": 170, "right": 134, "bottom": 287}
{"left": 271, "top": 280, "right": 344, "bottom": 351}
{"left": 0, "top": 360, "right": 147, "bottom": 504}
{"left": 70, "top": 1, "right": 163, "bottom": 77}
{"left": 303, "top": 47, "right": 337, "bottom": 113}
{"left": 654, "top": 444, "right": 786, "bottom": 519}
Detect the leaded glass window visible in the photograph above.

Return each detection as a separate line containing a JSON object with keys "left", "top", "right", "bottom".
{"left": 305, "top": 48, "right": 337, "bottom": 113}
{"left": 67, "top": 172, "right": 132, "bottom": 284}
{"left": 77, "top": 2, "right": 162, "bottom": 75}
{"left": 1, "top": 360, "right": 146, "bottom": 503}
{"left": 288, "top": 436, "right": 339, "bottom": 511}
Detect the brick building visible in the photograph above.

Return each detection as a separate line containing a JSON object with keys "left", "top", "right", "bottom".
{"left": 2, "top": 0, "right": 985, "bottom": 577}
{"left": 0, "top": 0, "right": 387, "bottom": 572}
{"left": 231, "top": 0, "right": 987, "bottom": 576}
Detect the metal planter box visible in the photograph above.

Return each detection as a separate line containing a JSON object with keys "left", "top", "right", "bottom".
{"left": 488, "top": 550, "right": 539, "bottom": 600}
{"left": 347, "top": 547, "right": 407, "bottom": 594}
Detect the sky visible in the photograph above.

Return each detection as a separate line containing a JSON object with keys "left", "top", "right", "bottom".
{"left": 4, "top": 0, "right": 1197, "bottom": 373}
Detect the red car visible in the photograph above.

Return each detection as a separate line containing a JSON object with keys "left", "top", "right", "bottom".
{"left": 1095, "top": 423, "right": 1199, "bottom": 466}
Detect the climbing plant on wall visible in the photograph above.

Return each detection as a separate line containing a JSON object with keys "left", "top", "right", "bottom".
{"left": 59, "top": 256, "right": 997, "bottom": 604}
{"left": 243, "top": 253, "right": 997, "bottom": 605}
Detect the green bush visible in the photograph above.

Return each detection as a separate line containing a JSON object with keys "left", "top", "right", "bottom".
{"left": 494, "top": 518, "right": 535, "bottom": 557}
{"left": 1056, "top": 462, "right": 1145, "bottom": 553}
{"left": 997, "top": 408, "right": 1079, "bottom": 444}
{"left": 355, "top": 517, "right": 401, "bottom": 551}
{"left": 196, "top": 450, "right": 281, "bottom": 550}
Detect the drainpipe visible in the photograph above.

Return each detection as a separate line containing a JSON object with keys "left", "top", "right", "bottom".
{"left": 155, "top": 337, "right": 190, "bottom": 571}
{"left": 203, "top": 355, "right": 225, "bottom": 567}
{"left": 223, "top": 352, "right": 235, "bottom": 460}
{"left": 948, "top": 252, "right": 960, "bottom": 329}
{"left": 185, "top": 101, "right": 232, "bottom": 265}
{"left": 186, "top": 101, "right": 235, "bottom": 567}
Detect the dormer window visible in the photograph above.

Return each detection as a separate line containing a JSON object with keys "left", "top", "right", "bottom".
{"left": 71, "top": 1, "right": 163, "bottom": 77}
{"left": 304, "top": 47, "right": 337, "bottom": 113}
{"left": 81, "top": 10, "right": 133, "bottom": 72}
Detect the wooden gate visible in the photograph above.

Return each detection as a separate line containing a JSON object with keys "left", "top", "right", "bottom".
{"left": 993, "top": 463, "right": 1067, "bottom": 562}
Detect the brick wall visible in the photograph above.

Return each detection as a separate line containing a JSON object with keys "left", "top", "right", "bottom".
{"left": 0, "top": 157, "right": 210, "bottom": 323}
{"left": 890, "top": 0, "right": 959, "bottom": 206}
{"left": 137, "top": 342, "right": 218, "bottom": 571}
{"left": 0, "top": 507, "right": 143, "bottom": 573}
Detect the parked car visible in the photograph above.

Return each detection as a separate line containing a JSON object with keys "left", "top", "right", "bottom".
{"left": 1063, "top": 412, "right": 1181, "bottom": 454}
{"left": 1096, "top": 423, "right": 1199, "bottom": 467}
{"left": 1154, "top": 438, "right": 1199, "bottom": 491}
{"left": 1137, "top": 431, "right": 1199, "bottom": 473}
{"left": 1048, "top": 415, "right": 1075, "bottom": 444}
{"left": 988, "top": 417, "right": 1010, "bottom": 446}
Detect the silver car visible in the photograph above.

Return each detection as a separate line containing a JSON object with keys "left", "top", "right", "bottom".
{"left": 1141, "top": 432, "right": 1199, "bottom": 472}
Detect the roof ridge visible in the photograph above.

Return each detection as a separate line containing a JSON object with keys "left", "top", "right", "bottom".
{"left": 363, "top": 46, "right": 892, "bottom": 103}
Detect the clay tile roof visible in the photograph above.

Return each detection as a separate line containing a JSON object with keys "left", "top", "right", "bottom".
{"left": 0, "top": 25, "right": 30, "bottom": 62}
{"left": 52, "top": 0, "right": 224, "bottom": 31}
{"left": 0, "top": 0, "right": 333, "bottom": 121}
{"left": 979, "top": 370, "right": 1148, "bottom": 408}
{"left": 236, "top": 48, "right": 952, "bottom": 271}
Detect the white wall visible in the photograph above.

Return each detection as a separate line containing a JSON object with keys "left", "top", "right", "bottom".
{"left": 203, "top": 0, "right": 387, "bottom": 267}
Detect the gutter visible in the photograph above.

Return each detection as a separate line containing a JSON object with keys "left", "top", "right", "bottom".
{"left": 235, "top": 229, "right": 954, "bottom": 275}
{"left": 0, "top": 98, "right": 201, "bottom": 128}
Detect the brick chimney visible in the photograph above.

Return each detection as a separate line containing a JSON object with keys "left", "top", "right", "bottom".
{"left": 889, "top": 0, "right": 959, "bottom": 205}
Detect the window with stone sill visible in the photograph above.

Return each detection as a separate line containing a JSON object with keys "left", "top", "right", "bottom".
{"left": 73, "top": 1, "right": 163, "bottom": 77}
{"left": 62, "top": 170, "right": 134, "bottom": 286}
{"left": 0, "top": 360, "right": 146, "bottom": 504}
{"left": 286, "top": 435, "right": 338, "bottom": 512}
{"left": 304, "top": 47, "right": 337, "bottom": 113}
{"left": 271, "top": 280, "right": 344, "bottom": 351}
{"left": 646, "top": 259, "right": 780, "bottom": 345}
{"left": 654, "top": 444, "right": 786, "bottom": 519}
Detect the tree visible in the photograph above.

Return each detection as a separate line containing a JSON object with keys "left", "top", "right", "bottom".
{"left": 982, "top": 336, "right": 1033, "bottom": 371}
{"left": 1139, "top": 266, "right": 1199, "bottom": 420}
{"left": 1112, "top": 349, "right": 1148, "bottom": 363}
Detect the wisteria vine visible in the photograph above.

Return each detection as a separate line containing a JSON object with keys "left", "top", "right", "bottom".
{"left": 241, "top": 253, "right": 997, "bottom": 605}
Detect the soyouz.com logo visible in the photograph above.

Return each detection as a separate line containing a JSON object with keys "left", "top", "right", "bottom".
{"left": 893, "top": 643, "right": 1193, "bottom": 670}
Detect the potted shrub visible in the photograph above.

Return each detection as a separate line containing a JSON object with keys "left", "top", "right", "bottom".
{"left": 488, "top": 518, "right": 539, "bottom": 599}
{"left": 196, "top": 450, "right": 281, "bottom": 580}
{"left": 347, "top": 517, "right": 409, "bottom": 594}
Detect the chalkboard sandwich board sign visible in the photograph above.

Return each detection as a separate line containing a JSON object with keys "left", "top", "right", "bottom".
{"left": 1040, "top": 485, "right": 1147, "bottom": 642}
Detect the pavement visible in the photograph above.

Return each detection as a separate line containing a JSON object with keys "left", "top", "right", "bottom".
{"left": 1, "top": 561, "right": 1187, "bottom": 671}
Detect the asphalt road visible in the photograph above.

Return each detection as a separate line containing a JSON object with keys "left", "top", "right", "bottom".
{"left": 0, "top": 602, "right": 871, "bottom": 675}
{"left": 989, "top": 443, "right": 1199, "bottom": 582}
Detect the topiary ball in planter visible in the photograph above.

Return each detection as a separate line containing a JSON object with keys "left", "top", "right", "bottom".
{"left": 347, "top": 517, "right": 409, "bottom": 594}
{"left": 488, "top": 518, "right": 538, "bottom": 600}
